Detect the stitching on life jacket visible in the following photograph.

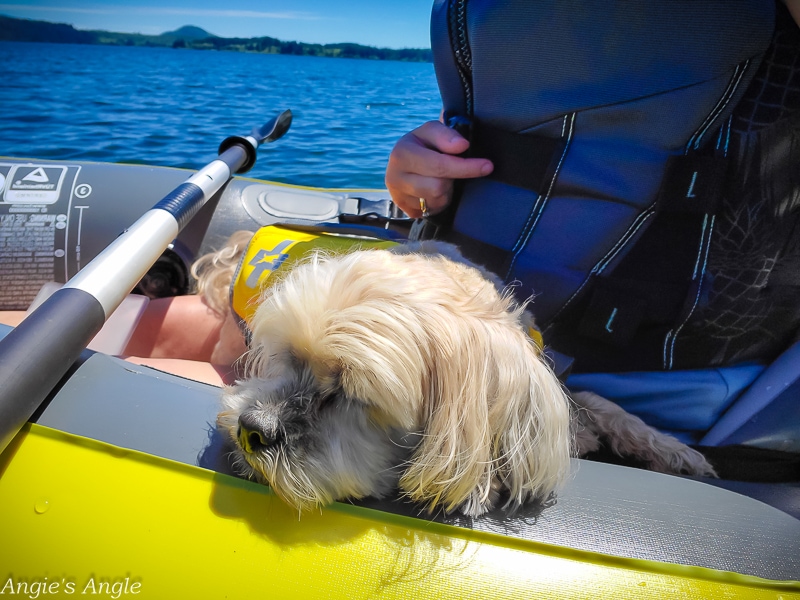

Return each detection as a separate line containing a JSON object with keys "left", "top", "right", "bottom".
{"left": 506, "top": 113, "right": 569, "bottom": 263}
{"left": 449, "top": 0, "right": 473, "bottom": 117}
{"left": 548, "top": 205, "right": 657, "bottom": 325}
{"left": 549, "top": 61, "right": 748, "bottom": 341}
{"left": 663, "top": 330, "right": 672, "bottom": 367}
{"left": 688, "top": 59, "right": 750, "bottom": 151}
{"left": 594, "top": 210, "right": 656, "bottom": 277}
{"left": 721, "top": 114, "right": 733, "bottom": 155}
{"left": 664, "top": 116, "right": 732, "bottom": 369}
{"left": 662, "top": 62, "right": 746, "bottom": 367}
{"left": 686, "top": 63, "right": 739, "bottom": 151}
{"left": 715, "top": 116, "right": 726, "bottom": 152}
{"left": 665, "top": 214, "right": 716, "bottom": 369}
{"left": 505, "top": 112, "right": 575, "bottom": 281}
{"left": 691, "top": 214, "right": 711, "bottom": 281}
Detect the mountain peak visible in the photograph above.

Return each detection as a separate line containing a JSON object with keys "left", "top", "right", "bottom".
{"left": 161, "top": 25, "right": 215, "bottom": 39}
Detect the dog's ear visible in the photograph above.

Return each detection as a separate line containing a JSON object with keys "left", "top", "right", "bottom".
{"left": 397, "top": 319, "right": 495, "bottom": 513}
{"left": 487, "top": 334, "right": 572, "bottom": 510}
{"left": 399, "top": 305, "right": 572, "bottom": 515}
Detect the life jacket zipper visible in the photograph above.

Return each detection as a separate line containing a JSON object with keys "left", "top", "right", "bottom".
{"left": 448, "top": 0, "right": 473, "bottom": 117}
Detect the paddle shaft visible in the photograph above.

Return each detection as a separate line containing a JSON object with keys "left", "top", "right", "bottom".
{"left": 0, "top": 113, "right": 291, "bottom": 454}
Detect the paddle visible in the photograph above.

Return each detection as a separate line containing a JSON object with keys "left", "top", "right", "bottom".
{"left": 0, "top": 110, "right": 293, "bottom": 454}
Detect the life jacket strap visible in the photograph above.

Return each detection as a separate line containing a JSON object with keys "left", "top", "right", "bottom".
{"left": 694, "top": 445, "right": 800, "bottom": 483}
{"left": 471, "top": 118, "right": 567, "bottom": 195}
{"left": 411, "top": 116, "right": 565, "bottom": 242}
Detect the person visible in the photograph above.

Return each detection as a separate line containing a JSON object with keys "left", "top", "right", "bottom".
{"left": 388, "top": 0, "right": 799, "bottom": 219}
{"left": 386, "top": 0, "right": 800, "bottom": 444}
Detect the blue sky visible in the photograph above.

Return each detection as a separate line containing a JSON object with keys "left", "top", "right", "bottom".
{"left": 0, "top": 1, "right": 434, "bottom": 48}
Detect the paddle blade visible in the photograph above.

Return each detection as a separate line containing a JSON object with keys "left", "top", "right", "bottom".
{"left": 251, "top": 109, "right": 292, "bottom": 144}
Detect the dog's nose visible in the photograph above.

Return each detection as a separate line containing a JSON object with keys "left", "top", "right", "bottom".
{"left": 237, "top": 410, "right": 283, "bottom": 453}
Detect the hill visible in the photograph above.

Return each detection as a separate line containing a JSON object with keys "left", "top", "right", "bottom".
{"left": 0, "top": 15, "right": 432, "bottom": 62}
{"left": 161, "top": 25, "right": 216, "bottom": 40}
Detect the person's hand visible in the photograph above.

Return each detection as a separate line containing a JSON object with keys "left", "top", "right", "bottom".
{"left": 385, "top": 120, "right": 493, "bottom": 218}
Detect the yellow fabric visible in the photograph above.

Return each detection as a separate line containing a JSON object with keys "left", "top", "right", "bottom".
{"left": 231, "top": 225, "right": 397, "bottom": 325}
{"left": 528, "top": 326, "right": 544, "bottom": 350}
{"left": 0, "top": 423, "right": 797, "bottom": 599}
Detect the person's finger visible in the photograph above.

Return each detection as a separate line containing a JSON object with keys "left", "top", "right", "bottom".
{"left": 393, "top": 190, "right": 451, "bottom": 218}
{"left": 401, "top": 144, "right": 493, "bottom": 180}
{"left": 386, "top": 158, "right": 453, "bottom": 216}
{"left": 386, "top": 152, "right": 492, "bottom": 215}
{"left": 386, "top": 160, "right": 454, "bottom": 202}
{"left": 411, "top": 120, "right": 472, "bottom": 155}
{"left": 398, "top": 122, "right": 494, "bottom": 176}
{"left": 390, "top": 134, "right": 493, "bottom": 181}
{"left": 391, "top": 173, "right": 454, "bottom": 217}
{"left": 385, "top": 119, "right": 494, "bottom": 216}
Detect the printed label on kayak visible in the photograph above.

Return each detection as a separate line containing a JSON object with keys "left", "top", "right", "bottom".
{"left": 3, "top": 165, "right": 68, "bottom": 204}
{"left": 0, "top": 163, "right": 77, "bottom": 310}
{"left": 0, "top": 213, "right": 59, "bottom": 310}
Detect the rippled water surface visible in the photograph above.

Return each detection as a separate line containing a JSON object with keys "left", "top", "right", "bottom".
{"left": 0, "top": 42, "right": 441, "bottom": 188}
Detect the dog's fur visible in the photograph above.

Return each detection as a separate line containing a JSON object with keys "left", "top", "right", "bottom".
{"left": 196, "top": 233, "right": 716, "bottom": 517}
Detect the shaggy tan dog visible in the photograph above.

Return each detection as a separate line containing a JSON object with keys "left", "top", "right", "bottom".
{"left": 198, "top": 234, "right": 715, "bottom": 517}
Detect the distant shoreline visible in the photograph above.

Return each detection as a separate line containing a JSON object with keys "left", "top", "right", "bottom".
{"left": 0, "top": 15, "right": 433, "bottom": 63}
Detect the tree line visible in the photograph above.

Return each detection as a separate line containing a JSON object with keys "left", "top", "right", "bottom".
{"left": 0, "top": 15, "right": 433, "bottom": 62}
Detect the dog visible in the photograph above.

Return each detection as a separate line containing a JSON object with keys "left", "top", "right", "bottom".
{"left": 196, "top": 232, "right": 716, "bottom": 518}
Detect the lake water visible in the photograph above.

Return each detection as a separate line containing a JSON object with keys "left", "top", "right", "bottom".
{"left": 0, "top": 42, "right": 441, "bottom": 189}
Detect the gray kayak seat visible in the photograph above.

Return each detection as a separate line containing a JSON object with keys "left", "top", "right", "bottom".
{"left": 701, "top": 338, "right": 800, "bottom": 451}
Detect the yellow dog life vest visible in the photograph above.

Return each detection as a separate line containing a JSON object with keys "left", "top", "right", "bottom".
{"left": 229, "top": 224, "right": 545, "bottom": 350}
{"left": 230, "top": 225, "right": 398, "bottom": 326}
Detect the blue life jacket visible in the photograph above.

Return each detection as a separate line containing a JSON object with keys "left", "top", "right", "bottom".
{"left": 419, "top": 0, "right": 800, "bottom": 374}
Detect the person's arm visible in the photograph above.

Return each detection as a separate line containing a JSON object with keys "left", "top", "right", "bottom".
{"left": 0, "top": 312, "right": 27, "bottom": 328}
{"left": 123, "top": 294, "right": 227, "bottom": 361}
{"left": 122, "top": 295, "right": 246, "bottom": 387}
{"left": 1, "top": 301, "right": 236, "bottom": 387}
{"left": 385, "top": 120, "right": 493, "bottom": 217}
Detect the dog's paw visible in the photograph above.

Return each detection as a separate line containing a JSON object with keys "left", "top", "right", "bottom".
{"left": 645, "top": 440, "right": 718, "bottom": 478}
{"left": 571, "top": 391, "right": 718, "bottom": 478}
{"left": 611, "top": 427, "right": 719, "bottom": 478}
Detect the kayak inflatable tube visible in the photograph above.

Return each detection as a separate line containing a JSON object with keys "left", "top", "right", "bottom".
{"left": 0, "top": 158, "right": 799, "bottom": 598}
{"left": 0, "top": 157, "right": 400, "bottom": 311}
